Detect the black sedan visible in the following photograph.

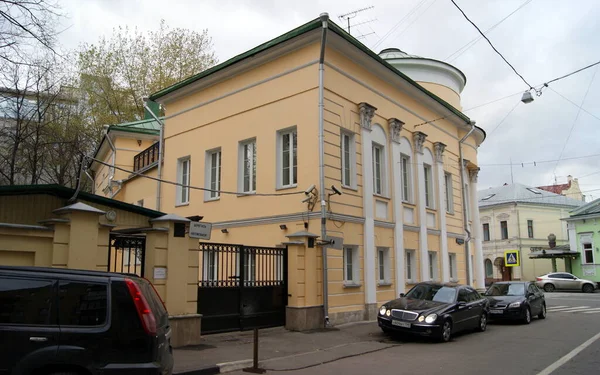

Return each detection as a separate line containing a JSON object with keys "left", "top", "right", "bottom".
{"left": 484, "top": 281, "right": 546, "bottom": 324}
{"left": 377, "top": 282, "right": 489, "bottom": 342}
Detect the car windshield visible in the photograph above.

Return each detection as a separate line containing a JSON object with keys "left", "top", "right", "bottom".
{"left": 405, "top": 284, "right": 457, "bottom": 303}
{"left": 485, "top": 283, "right": 525, "bottom": 296}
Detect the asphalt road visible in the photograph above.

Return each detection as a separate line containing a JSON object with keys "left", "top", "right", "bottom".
{"left": 232, "top": 292, "right": 600, "bottom": 375}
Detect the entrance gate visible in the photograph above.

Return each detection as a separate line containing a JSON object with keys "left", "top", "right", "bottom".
{"left": 198, "top": 242, "right": 287, "bottom": 334}
{"left": 108, "top": 234, "right": 146, "bottom": 277}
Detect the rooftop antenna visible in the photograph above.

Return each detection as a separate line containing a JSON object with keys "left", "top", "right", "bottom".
{"left": 338, "top": 6, "right": 374, "bottom": 35}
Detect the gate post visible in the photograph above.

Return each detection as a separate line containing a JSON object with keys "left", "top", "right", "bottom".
{"left": 283, "top": 231, "right": 323, "bottom": 331}
{"left": 146, "top": 214, "right": 201, "bottom": 347}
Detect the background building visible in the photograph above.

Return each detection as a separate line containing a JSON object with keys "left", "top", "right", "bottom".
{"left": 565, "top": 198, "right": 600, "bottom": 283}
{"left": 537, "top": 175, "right": 585, "bottom": 202}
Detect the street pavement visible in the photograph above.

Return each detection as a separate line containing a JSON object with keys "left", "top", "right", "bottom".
{"left": 225, "top": 292, "right": 600, "bottom": 375}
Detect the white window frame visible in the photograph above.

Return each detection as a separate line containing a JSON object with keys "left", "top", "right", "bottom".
{"left": 341, "top": 131, "right": 356, "bottom": 188}
{"left": 428, "top": 251, "right": 438, "bottom": 281}
{"left": 581, "top": 234, "right": 594, "bottom": 265}
{"left": 483, "top": 223, "right": 490, "bottom": 241}
{"left": 444, "top": 172, "right": 454, "bottom": 213}
{"left": 276, "top": 127, "right": 297, "bottom": 189}
{"left": 424, "top": 164, "right": 434, "bottom": 209}
{"left": 203, "top": 250, "right": 218, "bottom": 283}
{"left": 449, "top": 253, "right": 457, "bottom": 281}
{"left": 343, "top": 246, "right": 359, "bottom": 285}
{"left": 400, "top": 153, "right": 412, "bottom": 203}
{"left": 176, "top": 156, "right": 191, "bottom": 205}
{"left": 406, "top": 250, "right": 416, "bottom": 283}
{"left": 204, "top": 149, "right": 221, "bottom": 201}
{"left": 500, "top": 220, "right": 508, "bottom": 240}
{"left": 238, "top": 139, "right": 257, "bottom": 194}
{"left": 377, "top": 247, "right": 391, "bottom": 285}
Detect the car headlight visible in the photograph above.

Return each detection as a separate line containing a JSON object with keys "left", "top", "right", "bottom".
{"left": 509, "top": 301, "right": 522, "bottom": 308}
{"left": 418, "top": 315, "right": 425, "bottom": 322}
{"left": 385, "top": 309, "right": 391, "bottom": 317}
{"left": 425, "top": 314, "right": 438, "bottom": 324}
{"left": 380, "top": 306, "right": 387, "bottom": 315}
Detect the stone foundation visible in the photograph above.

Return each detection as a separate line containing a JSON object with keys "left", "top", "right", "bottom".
{"left": 328, "top": 309, "right": 364, "bottom": 325}
{"left": 169, "top": 314, "right": 202, "bottom": 347}
{"left": 286, "top": 305, "right": 324, "bottom": 331}
{"left": 364, "top": 303, "right": 379, "bottom": 321}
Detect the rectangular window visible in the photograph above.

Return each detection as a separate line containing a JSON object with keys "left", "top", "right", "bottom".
{"left": 501, "top": 221, "right": 508, "bottom": 240}
{"left": 406, "top": 250, "right": 416, "bottom": 282}
{"left": 343, "top": 246, "right": 358, "bottom": 284}
{"left": 483, "top": 223, "right": 490, "bottom": 241}
{"left": 177, "top": 157, "right": 190, "bottom": 205}
{"left": 444, "top": 172, "right": 453, "bottom": 213}
{"left": 378, "top": 247, "right": 390, "bottom": 284}
{"left": 449, "top": 253, "right": 457, "bottom": 281}
{"left": 240, "top": 140, "right": 257, "bottom": 193}
{"left": 279, "top": 129, "right": 297, "bottom": 187}
{"left": 424, "top": 164, "right": 433, "bottom": 208}
{"left": 58, "top": 281, "right": 108, "bottom": 326}
{"left": 401, "top": 154, "right": 411, "bottom": 202}
{"left": 341, "top": 132, "right": 355, "bottom": 187}
{"left": 244, "top": 251, "right": 256, "bottom": 285}
{"left": 0, "top": 277, "right": 55, "bottom": 325}
{"left": 373, "top": 145, "right": 383, "bottom": 195}
{"left": 203, "top": 250, "right": 218, "bottom": 283}
{"left": 208, "top": 150, "right": 221, "bottom": 199}
{"left": 428, "top": 252, "right": 438, "bottom": 280}
{"left": 527, "top": 220, "right": 534, "bottom": 239}
{"left": 583, "top": 242, "right": 594, "bottom": 264}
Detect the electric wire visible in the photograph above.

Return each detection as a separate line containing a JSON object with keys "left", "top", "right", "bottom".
{"left": 373, "top": 0, "right": 429, "bottom": 49}
{"left": 486, "top": 101, "right": 520, "bottom": 136}
{"left": 388, "top": 0, "right": 439, "bottom": 45}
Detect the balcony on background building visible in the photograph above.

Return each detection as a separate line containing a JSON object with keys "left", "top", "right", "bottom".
{"left": 133, "top": 142, "right": 159, "bottom": 172}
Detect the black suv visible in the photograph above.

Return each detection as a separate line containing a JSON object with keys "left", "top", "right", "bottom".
{"left": 0, "top": 266, "right": 174, "bottom": 375}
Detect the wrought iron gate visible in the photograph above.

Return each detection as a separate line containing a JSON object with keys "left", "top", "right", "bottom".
{"left": 108, "top": 234, "right": 146, "bottom": 277}
{"left": 198, "top": 242, "right": 287, "bottom": 334}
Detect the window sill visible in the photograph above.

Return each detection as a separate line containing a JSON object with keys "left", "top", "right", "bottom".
{"left": 374, "top": 194, "right": 391, "bottom": 200}
{"left": 446, "top": 210, "right": 455, "bottom": 216}
{"left": 426, "top": 208, "right": 437, "bottom": 213}
{"left": 450, "top": 278, "right": 459, "bottom": 283}
{"left": 378, "top": 282, "right": 392, "bottom": 287}
{"left": 237, "top": 192, "right": 256, "bottom": 197}
{"left": 406, "top": 280, "right": 416, "bottom": 284}
{"left": 204, "top": 197, "right": 221, "bottom": 203}
{"left": 175, "top": 202, "right": 190, "bottom": 207}
{"left": 342, "top": 184, "right": 358, "bottom": 192}
{"left": 276, "top": 184, "right": 297, "bottom": 191}
{"left": 343, "top": 282, "right": 361, "bottom": 288}
{"left": 402, "top": 201, "right": 416, "bottom": 207}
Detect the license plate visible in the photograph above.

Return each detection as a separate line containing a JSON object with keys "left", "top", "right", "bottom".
{"left": 392, "top": 320, "right": 411, "bottom": 328}
{"left": 490, "top": 309, "right": 504, "bottom": 314}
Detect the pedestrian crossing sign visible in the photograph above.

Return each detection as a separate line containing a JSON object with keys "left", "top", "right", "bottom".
{"left": 504, "top": 250, "right": 520, "bottom": 267}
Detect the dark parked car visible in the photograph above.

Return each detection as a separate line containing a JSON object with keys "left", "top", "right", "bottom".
{"left": 484, "top": 281, "right": 546, "bottom": 324}
{"left": 377, "top": 282, "right": 489, "bottom": 342}
{"left": 0, "top": 266, "right": 173, "bottom": 375}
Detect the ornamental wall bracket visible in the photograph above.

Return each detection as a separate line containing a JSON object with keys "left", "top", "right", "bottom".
{"left": 388, "top": 118, "right": 405, "bottom": 143}
{"left": 462, "top": 158, "right": 470, "bottom": 169}
{"left": 413, "top": 131, "right": 427, "bottom": 154}
{"left": 469, "top": 167, "right": 480, "bottom": 183}
{"left": 358, "top": 102, "right": 377, "bottom": 131}
{"left": 433, "top": 142, "right": 446, "bottom": 163}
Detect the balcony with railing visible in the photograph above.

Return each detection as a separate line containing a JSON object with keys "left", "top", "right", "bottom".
{"left": 133, "top": 142, "right": 160, "bottom": 172}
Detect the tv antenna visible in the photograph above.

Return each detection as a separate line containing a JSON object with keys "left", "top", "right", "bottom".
{"left": 338, "top": 6, "right": 375, "bottom": 35}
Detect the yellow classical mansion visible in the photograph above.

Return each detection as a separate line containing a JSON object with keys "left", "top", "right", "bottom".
{"left": 90, "top": 15, "right": 486, "bottom": 327}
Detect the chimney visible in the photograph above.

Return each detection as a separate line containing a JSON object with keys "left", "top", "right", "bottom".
{"left": 567, "top": 175, "right": 573, "bottom": 182}
{"left": 548, "top": 233, "right": 556, "bottom": 249}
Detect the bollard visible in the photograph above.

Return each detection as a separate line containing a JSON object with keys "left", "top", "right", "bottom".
{"left": 243, "top": 328, "right": 266, "bottom": 374}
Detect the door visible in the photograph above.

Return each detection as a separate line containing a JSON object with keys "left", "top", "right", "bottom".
{"left": 453, "top": 289, "right": 472, "bottom": 332}
{"left": 501, "top": 266, "right": 512, "bottom": 281}
{"left": 466, "top": 288, "right": 484, "bottom": 329}
{"left": 0, "top": 275, "right": 59, "bottom": 375}
{"left": 553, "top": 273, "right": 577, "bottom": 290}
{"left": 527, "top": 283, "right": 542, "bottom": 315}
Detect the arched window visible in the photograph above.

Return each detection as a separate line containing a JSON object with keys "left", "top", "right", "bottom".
{"left": 485, "top": 259, "right": 493, "bottom": 278}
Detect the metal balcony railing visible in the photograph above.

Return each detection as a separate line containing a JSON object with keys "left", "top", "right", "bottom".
{"left": 133, "top": 142, "right": 159, "bottom": 172}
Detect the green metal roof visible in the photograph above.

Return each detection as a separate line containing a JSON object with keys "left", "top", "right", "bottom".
{"left": 0, "top": 184, "right": 165, "bottom": 218}
{"left": 109, "top": 117, "right": 161, "bottom": 136}
{"left": 149, "top": 17, "right": 485, "bottom": 139}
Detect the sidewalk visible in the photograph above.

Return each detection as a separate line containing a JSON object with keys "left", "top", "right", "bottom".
{"left": 173, "top": 321, "right": 399, "bottom": 374}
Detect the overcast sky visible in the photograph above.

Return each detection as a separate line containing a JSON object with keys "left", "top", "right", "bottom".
{"left": 58, "top": 0, "right": 600, "bottom": 200}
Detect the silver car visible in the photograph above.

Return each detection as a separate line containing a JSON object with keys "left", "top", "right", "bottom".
{"left": 535, "top": 272, "right": 597, "bottom": 293}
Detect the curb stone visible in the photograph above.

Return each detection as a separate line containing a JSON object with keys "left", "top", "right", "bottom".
{"left": 174, "top": 364, "right": 220, "bottom": 375}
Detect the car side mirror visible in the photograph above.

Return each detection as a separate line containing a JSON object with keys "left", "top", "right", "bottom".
{"left": 399, "top": 293, "right": 405, "bottom": 298}
{"left": 457, "top": 301, "right": 467, "bottom": 309}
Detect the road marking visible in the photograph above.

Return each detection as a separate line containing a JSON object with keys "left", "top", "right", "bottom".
{"left": 536, "top": 331, "right": 600, "bottom": 375}
{"left": 546, "top": 306, "right": 568, "bottom": 310}
{"left": 582, "top": 310, "right": 600, "bottom": 314}
{"left": 547, "top": 306, "right": 590, "bottom": 312}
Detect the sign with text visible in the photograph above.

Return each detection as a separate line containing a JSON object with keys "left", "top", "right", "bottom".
{"left": 189, "top": 222, "right": 212, "bottom": 240}
{"left": 504, "top": 250, "right": 520, "bottom": 267}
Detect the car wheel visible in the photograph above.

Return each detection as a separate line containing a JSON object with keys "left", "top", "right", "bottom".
{"left": 477, "top": 313, "right": 487, "bottom": 332}
{"left": 538, "top": 303, "right": 547, "bottom": 319}
{"left": 523, "top": 307, "right": 531, "bottom": 325}
{"left": 544, "top": 283, "right": 555, "bottom": 292}
{"left": 439, "top": 320, "right": 452, "bottom": 342}
{"left": 583, "top": 284, "right": 595, "bottom": 293}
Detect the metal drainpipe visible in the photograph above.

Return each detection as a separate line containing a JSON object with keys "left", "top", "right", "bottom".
{"left": 318, "top": 12, "right": 330, "bottom": 327}
{"left": 84, "top": 170, "right": 95, "bottom": 194}
{"left": 459, "top": 121, "right": 476, "bottom": 285}
{"left": 143, "top": 99, "right": 165, "bottom": 212}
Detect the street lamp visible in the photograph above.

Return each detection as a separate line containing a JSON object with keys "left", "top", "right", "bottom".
{"left": 521, "top": 90, "right": 534, "bottom": 104}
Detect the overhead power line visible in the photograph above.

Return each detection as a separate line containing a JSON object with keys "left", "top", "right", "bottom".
{"left": 487, "top": 101, "right": 520, "bottom": 136}
{"left": 373, "top": 0, "right": 429, "bottom": 49}
{"left": 450, "top": 0, "right": 534, "bottom": 90}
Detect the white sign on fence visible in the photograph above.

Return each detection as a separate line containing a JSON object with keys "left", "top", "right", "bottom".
{"left": 189, "top": 222, "right": 212, "bottom": 240}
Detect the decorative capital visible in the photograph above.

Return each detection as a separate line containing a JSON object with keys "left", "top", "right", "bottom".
{"left": 462, "top": 159, "right": 470, "bottom": 169}
{"left": 469, "top": 167, "right": 480, "bottom": 183}
{"left": 433, "top": 142, "right": 446, "bottom": 163}
{"left": 413, "top": 131, "right": 427, "bottom": 154}
{"left": 388, "top": 118, "right": 405, "bottom": 143}
{"left": 359, "top": 102, "right": 377, "bottom": 131}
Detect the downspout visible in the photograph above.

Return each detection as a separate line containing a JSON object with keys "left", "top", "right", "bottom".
{"left": 459, "top": 121, "right": 476, "bottom": 285}
{"left": 318, "top": 12, "right": 330, "bottom": 327}
{"left": 143, "top": 98, "right": 165, "bottom": 212}
{"left": 84, "top": 170, "right": 95, "bottom": 194}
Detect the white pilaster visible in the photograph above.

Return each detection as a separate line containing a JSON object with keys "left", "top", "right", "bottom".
{"left": 389, "top": 118, "right": 406, "bottom": 294}
{"left": 469, "top": 168, "right": 485, "bottom": 289}
{"left": 463, "top": 159, "right": 474, "bottom": 286}
{"left": 434, "top": 142, "right": 450, "bottom": 282}
{"left": 359, "top": 102, "right": 377, "bottom": 306}
{"left": 414, "top": 131, "right": 429, "bottom": 282}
